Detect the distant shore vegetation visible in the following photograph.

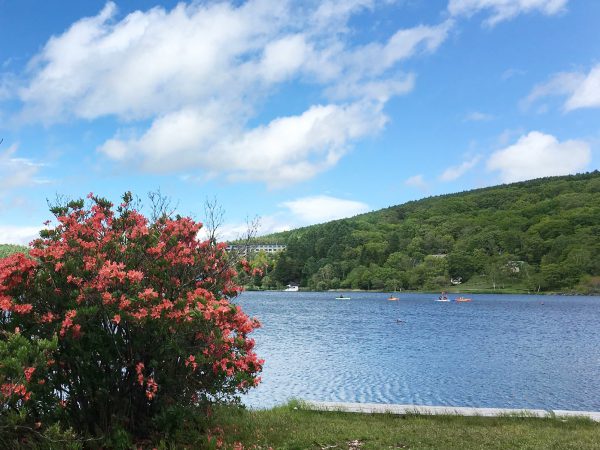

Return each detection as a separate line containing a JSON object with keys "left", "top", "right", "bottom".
{"left": 236, "top": 172, "right": 600, "bottom": 295}
{"left": 0, "top": 244, "right": 28, "bottom": 259}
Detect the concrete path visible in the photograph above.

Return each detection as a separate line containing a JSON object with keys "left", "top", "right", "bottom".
{"left": 304, "top": 401, "right": 600, "bottom": 422}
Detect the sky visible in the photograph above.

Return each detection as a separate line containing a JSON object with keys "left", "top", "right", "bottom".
{"left": 1, "top": 0, "right": 599, "bottom": 244}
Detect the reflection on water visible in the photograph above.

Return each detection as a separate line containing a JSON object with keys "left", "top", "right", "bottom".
{"left": 234, "top": 291, "right": 600, "bottom": 410}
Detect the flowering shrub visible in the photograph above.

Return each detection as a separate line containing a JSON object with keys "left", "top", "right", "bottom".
{"left": 0, "top": 193, "right": 263, "bottom": 440}
{"left": 236, "top": 257, "right": 270, "bottom": 290}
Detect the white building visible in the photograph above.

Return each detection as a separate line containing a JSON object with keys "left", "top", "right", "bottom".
{"left": 226, "top": 244, "right": 287, "bottom": 255}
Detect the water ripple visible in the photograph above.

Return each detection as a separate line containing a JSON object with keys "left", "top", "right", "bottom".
{"left": 239, "top": 292, "right": 600, "bottom": 410}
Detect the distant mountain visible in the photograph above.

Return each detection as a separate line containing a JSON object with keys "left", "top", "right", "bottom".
{"left": 256, "top": 171, "right": 600, "bottom": 294}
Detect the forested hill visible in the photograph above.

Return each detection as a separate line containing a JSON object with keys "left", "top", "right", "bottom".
{"left": 0, "top": 244, "right": 28, "bottom": 259}
{"left": 257, "top": 171, "right": 600, "bottom": 293}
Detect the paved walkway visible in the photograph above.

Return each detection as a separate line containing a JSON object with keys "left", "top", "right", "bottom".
{"left": 304, "top": 401, "right": 600, "bottom": 422}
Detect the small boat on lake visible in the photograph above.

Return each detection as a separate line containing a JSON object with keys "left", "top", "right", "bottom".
{"left": 284, "top": 284, "right": 299, "bottom": 292}
{"left": 455, "top": 297, "right": 472, "bottom": 302}
{"left": 434, "top": 291, "right": 450, "bottom": 302}
{"left": 387, "top": 295, "right": 399, "bottom": 301}
{"left": 335, "top": 294, "right": 351, "bottom": 300}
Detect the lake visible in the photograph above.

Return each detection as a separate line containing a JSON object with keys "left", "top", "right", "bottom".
{"left": 235, "top": 291, "right": 600, "bottom": 411}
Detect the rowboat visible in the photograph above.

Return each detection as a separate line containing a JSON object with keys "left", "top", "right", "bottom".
{"left": 435, "top": 292, "right": 450, "bottom": 302}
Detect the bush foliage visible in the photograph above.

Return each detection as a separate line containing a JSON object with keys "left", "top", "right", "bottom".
{"left": 0, "top": 193, "right": 263, "bottom": 443}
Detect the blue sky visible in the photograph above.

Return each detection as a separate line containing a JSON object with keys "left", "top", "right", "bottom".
{"left": 1, "top": 0, "right": 599, "bottom": 244}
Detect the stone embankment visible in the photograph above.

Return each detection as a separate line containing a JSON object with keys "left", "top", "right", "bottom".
{"left": 305, "top": 401, "right": 600, "bottom": 422}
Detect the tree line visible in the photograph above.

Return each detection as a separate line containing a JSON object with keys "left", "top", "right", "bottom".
{"left": 244, "top": 171, "right": 600, "bottom": 294}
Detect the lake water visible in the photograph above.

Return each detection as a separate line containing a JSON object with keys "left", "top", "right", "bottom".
{"left": 235, "top": 291, "right": 600, "bottom": 411}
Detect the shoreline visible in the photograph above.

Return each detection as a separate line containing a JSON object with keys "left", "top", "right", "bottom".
{"left": 243, "top": 287, "right": 598, "bottom": 296}
{"left": 304, "top": 401, "right": 600, "bottom": 422}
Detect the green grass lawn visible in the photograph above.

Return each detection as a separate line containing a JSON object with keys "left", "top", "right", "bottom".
{"left": 207, "top": 401, "right": 600, "bottom": 450}
{"left": 444, "top": 275, "right": 531, "bottom": 294}
{"left": 3, "top": 401, "right": 599, "bottom": 449}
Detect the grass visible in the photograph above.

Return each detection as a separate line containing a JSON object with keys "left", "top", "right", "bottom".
{"left": 445, "top": 275, "right": 534, "bottom": 295}
{"left": 208, "top": 401, "right": 600, "bottom": 450}
{"left": 3, "top": 401, "right": 599, "bottom": 448}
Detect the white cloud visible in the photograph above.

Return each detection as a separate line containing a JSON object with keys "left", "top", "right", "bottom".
{"left": 0, "top": 143, "right": 46, "bottom": 191}
{"left": 199, "top": 215, "right": 293, "bottom": 242}
{"left": 449, "top": 0, "right": 568, "bottom": 26}
{"left": 464, "top": 111, "right": 493, "bottom": 122}
{"left": 564, "top": 65, "right": 600, "bottom": 111}
{"left": 486, "top": 131, "right": 590, "bottom": 183}
{"left": 439, "top": 155, "right": 481, "bottom": 181}
{"left": 405, "top": 174, "right": 428, "bottom": 190}
{"left": 0, "top": 226, "right": 41, "bottom": 245}
{"left": 326, "top": 73, "right": 416, "bottom": 103}
{"left": 522, "top": 71, "right": 584, "bottom": 110}
{"left": 9, "top": 1, "right": 452, "bottom": 186}
{"left": 523, "top": 64, "right": 600, "bottom": 112}
{"left": 280, "top": 195, "right": 369, "bottom": 224}
{"left": 259, "top": 34, "right": 310, "bottom": 83}
{"left": 100, "top": 101, "right": 386, "bottom": 187}
{"left": 312, "top": 0, "right": 377, "bottom": 29}
{"left": 206, "top": 193, "right": 369, "bottom": 241}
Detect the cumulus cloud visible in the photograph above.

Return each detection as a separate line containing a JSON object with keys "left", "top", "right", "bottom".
{"left": 208, "top": 194, "right": 369, "bottom": 240}
{"left": 18, "top": 1, "right": 278, "bottom": 122}
{"left": 564, "top": 65, "right": 600, "bottom": 111}
{"left": 439, "top": 155, "right": 481, "bottom": 181}
{"left": 280, "top": 195, "right": 369, "bottom": 223}
{"left": 486, "top": 131, "right": 590, "bottom": 183}
{"left": 0, "top": 226, "right": 42, "bottom": 245}
{"left": 100, "top": 101, "right": 387, "bottom": 186}
{"left": 8, "top": 1, "right": 453, "bottom": 185}
{"left": 522, "top": 71, "right": 584, "bottom": 110}
{"left": 448, "top": 0, "right": 568, "bottom": 26}
{"left": 0, "top": 143, "right": 46, "bottom": 191}
{"left": 199, "top": 215, "right": 293, "bottom": 242}
{"left": 405, "top": 174, "right": 428, "bottom": 190}
{"left": 523, "top": 64, "right": 600, "bottom": 112}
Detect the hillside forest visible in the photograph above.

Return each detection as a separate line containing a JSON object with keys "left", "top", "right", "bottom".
{"left": 239, "top": 172, "right": 600, "bottom": 294}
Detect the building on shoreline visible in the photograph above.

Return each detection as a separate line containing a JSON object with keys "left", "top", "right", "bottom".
{"left": 226, "top": 243, "right": 286, "bottom": 255}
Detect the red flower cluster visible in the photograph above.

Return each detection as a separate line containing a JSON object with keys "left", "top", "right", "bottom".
{"left": 23, "top": 367, "right": 36, "bottom": 382}
{"left": 185, "top": 355, "right": 198, "bottom": 372}
{"left": 1, "top": 382, "right": 31, "bottom": 402}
